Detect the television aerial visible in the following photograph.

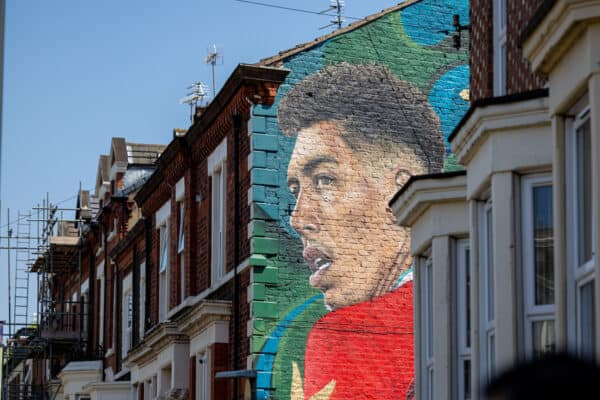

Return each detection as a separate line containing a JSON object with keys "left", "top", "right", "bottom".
{"left": 205, "top": 44, "right": 223, "bottom": 98}
{"left": 319, "top": 0, "right": 345, "bottom": 30}
{"left": 179, "top": 81, "right": 210, "bottom": 123}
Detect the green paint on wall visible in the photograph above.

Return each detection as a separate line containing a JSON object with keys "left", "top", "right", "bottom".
{"left": 253, "top": 265, "right": 279, "bottom": 284}
{"left": 324, "top": 13, "right": 468, "bottom": 93}
{"left": 252, "top": 237, "right": 279, "bottom": 255}
{"left": 254, "top": 301, "right": 278, "bottom": 318}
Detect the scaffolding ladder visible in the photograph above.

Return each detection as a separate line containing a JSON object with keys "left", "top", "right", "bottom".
{"left": 13, "top": 211, "right": 31, "bottom": 331}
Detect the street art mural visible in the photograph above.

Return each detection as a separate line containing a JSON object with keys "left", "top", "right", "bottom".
{"left": 249, "top": 1, "right": 469, "bottom": 399}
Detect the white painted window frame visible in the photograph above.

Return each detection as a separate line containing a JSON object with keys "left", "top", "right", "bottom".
{"left": 455, "top": 239, "right": 471, "bottom": 400}
{"left": 208, "top": 139, "right": 227, "bottom": 286}
{"left": 158, "top": 222, "right": 169, "bottom": 322}
{"left": 479, "top": 200, "right": 496, "bottom": 385}
{"left": 566, "top": 106, "right": 596, "bottom": 357}
{"left": 97, "top": 261, "right": 105, "bottom": 348}
{"left": 108, "top": 217, "right": 118, "bottom": 241}
{"left": 139, "top": 261, "right": 146, "bottom": 339}
{"left": 145, "top": 375, "right": 157, "bottom": 400}
{"left": 177, "top": 201, "right": 185, "bottom": 303}
{"left": 493, "top": 0, "right": 507, "bottom": 96}
{"left": 156, "top": 200, "right": 171, "bottom": 322}
{"left": 521, "top": 174, "right": 556, "bottom": 358}
{"left": 121, "top": 273, "right": 133, "bottom": 359}
{"left": 160, "top": 364, "right": 172, "bottom": 397}
{"left": 420, "top": 254, "right": 434, "bottom": 400}
{"left": 196, "top": 349, "right": 211, "bottom": 400}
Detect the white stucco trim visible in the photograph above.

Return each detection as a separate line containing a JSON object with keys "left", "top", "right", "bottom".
{"left": 391, "top": 173, "right": 467, "bottom": 227}
{"left": 207, "top": 138, "right": 227, "bottom": 174}
{"left": 155, "top": 200, "right": 171, "bottom": 227}
{"left": 522, "top": 0, "right": 600, "bottom": 75}
{"left": 81, "top": 278, "right": 89, "bottom": 294}
{"left": 451, "top": 96, "right": 550, "bottom": 166}
{"left": 175, "top": 177, "right": 185, "bottom": 201}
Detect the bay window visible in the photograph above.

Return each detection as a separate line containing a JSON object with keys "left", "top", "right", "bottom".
{"left": 567, "top": 107, "right": 595, "bottom": 358}
{"left": 522, "top": 174, "right": 555, "bottom": 358}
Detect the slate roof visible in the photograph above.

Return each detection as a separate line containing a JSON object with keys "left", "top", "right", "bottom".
{"left": 113, "top": 165, "right": 156, "bottom": 198}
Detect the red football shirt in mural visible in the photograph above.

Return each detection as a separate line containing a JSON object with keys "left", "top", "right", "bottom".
{"left": 303, "top": 280, "right": 414, "bottom": 400}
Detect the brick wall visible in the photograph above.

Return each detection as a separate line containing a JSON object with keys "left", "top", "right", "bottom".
{"left": 506, "top": 0, "right": 546, "bottom": 94}
{"left": 470, "top": 0, "right": 545, "bottom": 102}
{"left": 251, "top": 1, "right": 471, "bottom": 399}
{"left": 470, "top": 0, "right": 494, "bottom": 101}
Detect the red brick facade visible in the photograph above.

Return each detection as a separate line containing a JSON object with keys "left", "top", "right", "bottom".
{"left": 470, "top": 0, "right": 546, "bottom": 102}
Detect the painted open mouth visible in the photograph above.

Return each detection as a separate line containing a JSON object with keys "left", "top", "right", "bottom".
{"left": 303, "top": 246, "right": 332, "bottom": 287}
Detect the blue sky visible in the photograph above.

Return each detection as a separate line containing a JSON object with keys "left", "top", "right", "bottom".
{"left": 0, "top": 0, "right": 405, "bottom": 329}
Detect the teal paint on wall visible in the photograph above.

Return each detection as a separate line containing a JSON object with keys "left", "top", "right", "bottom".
{"left": 250, "top": 1, "right": 470, "bottom": 398}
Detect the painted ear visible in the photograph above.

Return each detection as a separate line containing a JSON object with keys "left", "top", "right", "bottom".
{"left": 394, "top": 167, "right": 413, "bottom": 189}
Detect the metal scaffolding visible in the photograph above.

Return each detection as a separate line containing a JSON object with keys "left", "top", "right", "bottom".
{"left": 1, "top": 192, "right": 93, "bottom": 400}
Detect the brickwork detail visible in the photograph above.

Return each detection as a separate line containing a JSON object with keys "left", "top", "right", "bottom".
{"left": 249, "top": 1, "right": 470, "bottom": 399}
{"left": 470, "top": 0, "right": 545, "bottom": 102}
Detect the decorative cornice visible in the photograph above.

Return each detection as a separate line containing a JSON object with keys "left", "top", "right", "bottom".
{"left": 450, "top": 95, "right": 550, "bottom": 165}
{"left": 124, "top": 322, "right": 189, "bottom": 367}
{"left": 522, "top": 0, "right": 600, "bottom": 75}
{"left": 174, "top": 300, "right": 232, "bottom": 339}
{"left": 391, "top": 173, "right": 467, "bottom": 228}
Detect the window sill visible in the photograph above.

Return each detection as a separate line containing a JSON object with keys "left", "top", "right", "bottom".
{"left": 166, "top": 258, "right": 250, "bottom": 320}
{"left": 113, "top": 367, "right": 130, "bottom": 381}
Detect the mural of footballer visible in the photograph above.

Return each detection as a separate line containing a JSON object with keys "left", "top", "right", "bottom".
{"left": 278, "top": 62, "right": 445, "bottom": 400}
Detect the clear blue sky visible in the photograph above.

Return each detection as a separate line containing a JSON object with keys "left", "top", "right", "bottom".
{"left": 0, "top": 0, "right": 404, "bottom": 329}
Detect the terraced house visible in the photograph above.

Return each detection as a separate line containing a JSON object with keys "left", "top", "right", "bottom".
{"left": 392, "top": 0, "right": 600, "bottom": 399}
{"left": 2, "top": 1, "right": 471, "bottom": 399}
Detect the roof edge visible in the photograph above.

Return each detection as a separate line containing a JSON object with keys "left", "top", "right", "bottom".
{"left": 256, "top": 0, "right": 423, "bottom": 66}
{"left": 448, "top": 88, "right": 549, "bottom": 143}
{"left": 389, "top": 170, "right": 466, "bottom": 208}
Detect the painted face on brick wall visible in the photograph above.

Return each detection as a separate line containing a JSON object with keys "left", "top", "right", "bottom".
{"left": 287, "top": 120, "right": 423, "bottom": 310}
{"left": 279, "top": 63, "right": 443, "bottom": 311}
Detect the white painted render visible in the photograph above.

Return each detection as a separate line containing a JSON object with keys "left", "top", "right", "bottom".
{"left": 393, "top": 174, "right": 468, "bottom": 400}
{"left": 524, "top": 0, "right": 600, "bottom": 358}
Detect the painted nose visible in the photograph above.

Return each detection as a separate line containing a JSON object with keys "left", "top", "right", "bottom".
{"left": 290, "top": 190, "right": 319, "bottom": 236}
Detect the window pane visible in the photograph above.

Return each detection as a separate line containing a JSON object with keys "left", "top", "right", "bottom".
{"left": 427, "top": 262, "right": 434, "bottom": 359}
{"left": 487, "top": 208, "right": 495, "bottom": 321}
{"left": 488, "top": 333, "right": 496, "bottom": 382}
{"left": 159, "top": 226, "right": 168, "bottom": 273}
{"left": 498, "top": 0, "right": 506, "bottom": 29}
{"left": 127, "top": 295, "right": 133, "bottom": 328}
{"left": 577, "top": 120, "right": 592, "bottom": 265}
{"left": 465, "top": 249, "right": 471, "bottom": 348}
{"left": 463, "top": 359, "right": 471, "bottom": 400}
{"left": 220, "top": 165, "right": 227, "bottom": 275}
{"left": 533, "top": 185, "right": 554, "bottom": 305}
{"left": 579, "top": 281, "right": 595, "bottom": 358}
{"left": 532, "top": 320, "right": 555, "bottom": 357}
{"left": 178, "top": 203, "right": 185, "bottom": 253}
{"left": 427, "top": 367, "right": 434, "bottom": 400}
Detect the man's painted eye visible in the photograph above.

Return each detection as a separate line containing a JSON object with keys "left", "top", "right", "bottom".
{"left": 288, "top": 179, "right": 300, "bottom": 198}
{"left": 314, "top": 174, "right": 335, "bottom": 188}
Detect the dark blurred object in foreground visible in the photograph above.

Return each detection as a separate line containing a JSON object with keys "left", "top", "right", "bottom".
{"left": 486, "top": 353, "right": 600, "bottom": 399}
